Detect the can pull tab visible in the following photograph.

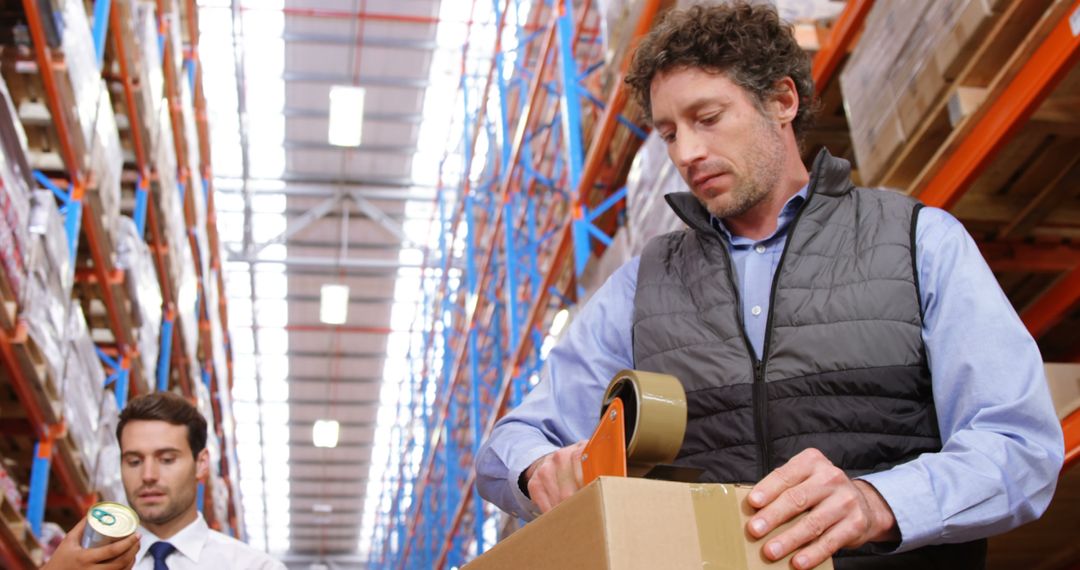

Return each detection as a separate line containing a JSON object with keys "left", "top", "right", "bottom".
{"left": 91, "top": 507, "right": 117, "bottom": 526}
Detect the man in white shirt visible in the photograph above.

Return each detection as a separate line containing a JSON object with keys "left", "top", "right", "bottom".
{"left": 44, "top": 392, "right": 284, "bottom": 570}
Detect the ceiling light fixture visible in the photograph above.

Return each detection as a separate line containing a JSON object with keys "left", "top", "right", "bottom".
{"left": 328, "top": 85, "right": 365, "bottom": 147}
{"left": 312, "top": 420, "right": 340, "bottom": 448}
{"left": 549, "top": 308, "right": 570, "bottom": 337}
{"left": 319, "top": 284, "right": 350, "bottom": 325}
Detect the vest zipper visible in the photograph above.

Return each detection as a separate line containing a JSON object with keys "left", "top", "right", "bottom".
{"left": 716, "top": 185, "right": 817, "bottom": 481}
{"left": 757, "top": 187, "right": 815, "bottom": 477}
{"left": 716, "top": 240, "right": 768, "bottom": 480}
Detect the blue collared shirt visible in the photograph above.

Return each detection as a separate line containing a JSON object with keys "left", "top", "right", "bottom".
{"left": 475, "top": 188, "right": 1064, "bottom": 552}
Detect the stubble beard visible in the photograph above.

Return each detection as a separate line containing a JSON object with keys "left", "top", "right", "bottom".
{"left": 130, "top": 485, "right": 194, "bottom": 527}
{"left": 702, "top": 116, "right": 785, "bottom": 220}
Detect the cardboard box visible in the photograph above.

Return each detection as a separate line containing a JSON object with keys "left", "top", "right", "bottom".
{"left": 467, "top": 477, "right": 833, "bottom": 569}
{"left": 933, "top": 0, "right": 997, "bottom": 81}
{"left": 1046, "top": 363, "right": 1080, "bottom": 420}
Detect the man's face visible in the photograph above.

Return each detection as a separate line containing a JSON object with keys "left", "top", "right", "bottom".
{"left": 650, "top": 67, "right": 785, "bottom": 219}
{"left": 119, "top": 420, "right": 208, "bottom": 527}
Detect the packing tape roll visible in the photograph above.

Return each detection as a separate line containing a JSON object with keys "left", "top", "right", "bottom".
{"left": 602, "top": 370, "right": 688, "bottom": 476}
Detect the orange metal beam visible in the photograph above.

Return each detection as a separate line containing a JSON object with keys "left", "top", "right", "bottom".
{"left": 980, "top": 242, "right": 1080, "bottom": 273}
{"left": 0, "top": 323, "right": 48, "bottom": 436}
{"left": 20, "top": 0, "right": 82, "bottom": 184}
{"left": 111, "top": 5, "right": 150, "bottom": 174}
{"left": 1064, "top": 409, "right": 1080, "bottom": 471}
{"left": 916, "top": 1, "right": 1080, "bottom": 210}
{"left": 811, "top": 0, "right": 873, "bottom": 92}
{"left": 1021, "top": 264, "right": 1080, "bottom": 338}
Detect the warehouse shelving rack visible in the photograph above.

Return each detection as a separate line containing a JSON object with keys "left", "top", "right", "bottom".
{"left": 365, "top": 0, "right": 1080, "bottom": 568}
{"left": 363, "top": 0, "right": 658, "bottom": 567}
{"left": 0, "top": 0, "right": 242, "bottom": 563}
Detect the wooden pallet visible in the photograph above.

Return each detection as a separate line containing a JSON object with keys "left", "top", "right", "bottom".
{"left": 0, "top": 491, "right": 43, "bottom": 569}
{"left": 0, "top": 46, "right": 90, "bottom": 176}
{"left": 867, "top": 0, "right": 1071, "bottom": 191}
{"left": 0, "top": 322, "right": 62, "bottom": 426}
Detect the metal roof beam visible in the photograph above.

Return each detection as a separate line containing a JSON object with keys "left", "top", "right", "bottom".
{"left": 228, "top": 254, "right": 421, "bottom": 269}
{"left": 215, "top": 173, "right": 424, "bottom": 188}
{"left": 283, "top": 71, "right": 429, "bottom": 89}
{"left": 282, "top": 31, "right": 438, "bottom": 51}
{"left": 282, "top": 140, "right": 418, "bottom": 154}
{"left": 283, "top": 107, "right": 423, "bottom": 124}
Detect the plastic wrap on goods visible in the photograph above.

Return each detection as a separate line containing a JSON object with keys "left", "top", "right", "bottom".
{"left": 23, "top": 192, "right": 72, "bottom": 382}
{"left": 0, "top": 174, "right": 28, "bottom": 296}
{"left": 28, "top": 190, "right": 72, "bottom": 296}
{"left": 177, "top": 245, "right": 199, "bottom": 364}
{"left": 115, "top": 217, "right": 162, "bottom": 382}
{"left": 90, "top": 83, "right": 123, "bottom": 231}
{"left": 0, "top": 76, "right": 33, "bottom": 199}
{"left": 0, "top": 76, "right": 31, "bottom": 282}
{"left": 61, "top": 0, "right": 104, "bottom": 150}
{"left": 93, "top": 396, "right": 124, "bottom": 499}
{"left": 62, "top": 305, "right": 107, "bottom": 473}
{"left": 625, "top": 133, "right": 684, "bottom": 255}
{"left": 133, "top": 2, "right": 164, "bottom": 158}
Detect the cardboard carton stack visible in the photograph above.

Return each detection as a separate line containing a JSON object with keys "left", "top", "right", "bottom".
{"left": 23, "top": 190, "right": 72, "bottom": 384}
{"left": 116, "top": 216, "right": 162, "bottom": 383}
{"left": 840, "top": 0, "right": 1004, "bottom": 186}
{"left": 60, "top": 304, "right": 107, "bottom": 478}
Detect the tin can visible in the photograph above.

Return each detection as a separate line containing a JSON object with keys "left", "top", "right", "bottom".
{"left": 80, "top": 502, "right": 140, "bottom": 549}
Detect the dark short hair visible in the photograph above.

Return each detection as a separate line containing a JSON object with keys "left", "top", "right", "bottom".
{"left": 625, "top": 2, "right": 817, "bottom": 140}
{"left": 117, "top": 392, "right": 208, "bottom": 456}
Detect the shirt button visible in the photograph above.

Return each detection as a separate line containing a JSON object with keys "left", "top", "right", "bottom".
{"left": 755, "top": 244, "right": 766, "bottom": 254}
{"left": 751, "top": 305, "right": 762, "bottom": 316}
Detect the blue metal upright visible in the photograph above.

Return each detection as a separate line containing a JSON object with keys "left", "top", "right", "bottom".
{"left": 369, "top": 0, "right": 655, "bottom": 566}
{"left": 157, "top": 315, "right": 175, "bottom": 391}
{"left": 26, "top": 442, "right": 51, "bottom": 537}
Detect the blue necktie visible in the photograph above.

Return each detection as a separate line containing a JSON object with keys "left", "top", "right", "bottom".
{"left": 148, "top": 541, "right": 176, "bottom": 570}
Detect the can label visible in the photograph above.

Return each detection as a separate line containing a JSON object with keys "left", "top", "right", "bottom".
{"left": 80, "top": 502, "right": 140, "bottom": 549}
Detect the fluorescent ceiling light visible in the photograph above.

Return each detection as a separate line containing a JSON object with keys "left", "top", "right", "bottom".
{"left": 312, "top": 504, "right": 333, "bottom": 513}
{"left": 328, "top": 85, "right": 365, "bottom": 147}
{"left": 313, "top": 419, "right": 340, "bottom": 448}
{"left": 319, "top": 284, "right": 349, "bottom": 324}
{"left": 549, "top": 308, "right": 570, "bottom": 337}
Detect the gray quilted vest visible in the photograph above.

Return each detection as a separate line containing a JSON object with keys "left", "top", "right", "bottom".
{"left": 633, "top": 150, "right": 985, "bottom": 568}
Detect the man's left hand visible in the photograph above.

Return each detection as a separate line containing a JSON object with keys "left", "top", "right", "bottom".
{"left": 745, "top": 448, "right": 900, "bottom": 569}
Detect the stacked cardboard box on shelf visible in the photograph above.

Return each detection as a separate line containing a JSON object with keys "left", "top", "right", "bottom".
{"left": 60, "top": 303, "right": 108, "bottom": 478}
{"left": 106, "top": 0, "right": 163, "bottom": 165}
{"left": 23, "top": 190, "right": 72, "bottom": 384}
{"left": 92, "top": 395, "right": 125, "bottom": 503}
{"left": 116, "top": 216, "right": 162, "bottom": 383}
{"left": 0, "top": 80, "right": 30, "bottom": 314}
{"left": 839, "top": 0, "right": 1004, "bottom": 186}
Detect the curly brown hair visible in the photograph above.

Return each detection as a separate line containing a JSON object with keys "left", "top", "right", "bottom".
{"left": 625, "top": 2, "right": 816, "bottom": 140}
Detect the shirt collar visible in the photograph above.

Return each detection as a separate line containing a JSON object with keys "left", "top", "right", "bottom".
{"left": 711, "top": 184, "right": 809, "bottom": 245}
{"left": 135, "top": 512, "right": 210, "bottom": 565}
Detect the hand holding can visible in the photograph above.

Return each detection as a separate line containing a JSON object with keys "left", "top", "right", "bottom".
{"left": 80, "top": 502, "right": 140, "bottom": 548}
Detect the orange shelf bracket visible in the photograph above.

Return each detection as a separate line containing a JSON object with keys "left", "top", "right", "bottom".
{"left": 1021, "top": 264, "right": 1080, "bottom": 338}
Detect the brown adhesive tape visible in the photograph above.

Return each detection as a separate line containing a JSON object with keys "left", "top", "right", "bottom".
{"left": 601, "top": 369, "right": 688, "bottom": 477}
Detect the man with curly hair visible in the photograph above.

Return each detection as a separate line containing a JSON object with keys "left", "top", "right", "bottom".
{"left": 476, "top": 3, "right": 1063, "bottom": 568}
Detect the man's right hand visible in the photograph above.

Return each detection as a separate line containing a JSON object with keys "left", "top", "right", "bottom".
{"left": 41, "top": 517, "right": 140, "bottom": 570}
{"left": 524, "top": 440, "right": 587, "bottom": 514}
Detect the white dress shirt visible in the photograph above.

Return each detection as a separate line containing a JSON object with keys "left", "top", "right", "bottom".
{"left": 134, "top": 513, "right": 285, "bottom": 570}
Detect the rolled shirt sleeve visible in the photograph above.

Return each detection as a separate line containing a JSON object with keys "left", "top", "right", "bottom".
{"left": 858, "top": 207, "right": 1065, "bottom": 551}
